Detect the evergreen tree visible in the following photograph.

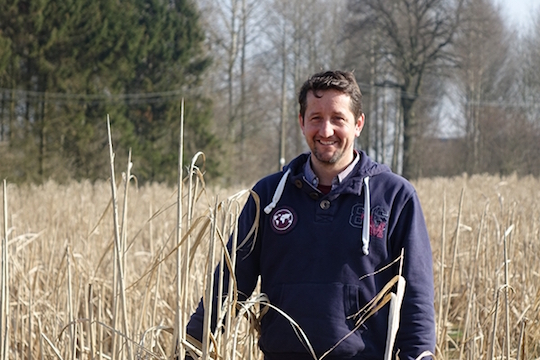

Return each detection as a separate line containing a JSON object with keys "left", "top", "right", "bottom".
{"left": 125, "top": 0, "right": 215, "bottom": 183}
{"left": 0, "top": 0, "right": 217, "bottom": 183}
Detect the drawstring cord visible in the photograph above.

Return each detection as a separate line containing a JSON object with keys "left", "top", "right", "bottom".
{"left": 264, "top": 169, "right": 371, "bottom": 256}
{"left": 362, "top": 176, "right": 371, "bottom": 255}
{"left": 264, "top": 168, "right": 291, "bottom": 214}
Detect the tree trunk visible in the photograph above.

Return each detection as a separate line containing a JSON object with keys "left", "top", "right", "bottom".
{"left": 401, "top": 92, "right": 417, "bottom": 180}
{"left": 391, "top": 88, "right": 401, "bottom": 172}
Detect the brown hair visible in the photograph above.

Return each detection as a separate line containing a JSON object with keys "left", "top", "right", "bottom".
{"left": 298, "top": 70, "right": 363, "bottom": 120}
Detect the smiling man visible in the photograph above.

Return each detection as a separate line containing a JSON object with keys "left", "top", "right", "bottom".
{"left": 186, "top": 70, "right": 436, "bottom": 360}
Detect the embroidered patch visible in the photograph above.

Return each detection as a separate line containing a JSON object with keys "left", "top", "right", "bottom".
{"left": 270, "top": 207, "right": 297, "bottom": 234}
{"left": 349, "top": 204, "right": 388, "bottom": 239}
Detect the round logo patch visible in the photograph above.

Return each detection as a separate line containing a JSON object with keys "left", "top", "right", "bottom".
{"left": 270, "top": 207, "right": 297, "bottom": 234}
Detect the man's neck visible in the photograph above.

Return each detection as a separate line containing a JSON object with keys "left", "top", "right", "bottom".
{"left": 312, "top": 164, "right": 341, "bottom": 186}
{"left": 309, "top": 151, "right": 359, "bottom": 186}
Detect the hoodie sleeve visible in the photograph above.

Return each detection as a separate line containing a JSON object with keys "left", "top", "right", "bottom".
{"left": 391, "top": 190, "right": 436, "bottom": 360}
{"left": 186, "top": 190, "right": 262, "bottom": 346}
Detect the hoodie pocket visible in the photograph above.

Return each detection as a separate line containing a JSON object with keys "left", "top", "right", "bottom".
{"left": 259, "top": 283, "right": 366, "bottom": 357}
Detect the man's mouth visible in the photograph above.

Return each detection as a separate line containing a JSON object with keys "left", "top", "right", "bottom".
{"left": 318, "top": 140, "right": 337, "bottom": 146}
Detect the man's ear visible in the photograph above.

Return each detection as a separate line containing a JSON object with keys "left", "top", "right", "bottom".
{"left": 355, "top": 113, "right": 365, "bottom": 137}
{"left": 298, "top": 113, "right": 305, "bottom": 131}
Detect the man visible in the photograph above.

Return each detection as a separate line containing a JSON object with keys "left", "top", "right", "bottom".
{"left": 187, "top": 70, "right": 436, "bottom": 359}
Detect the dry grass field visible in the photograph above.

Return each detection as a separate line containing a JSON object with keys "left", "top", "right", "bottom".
{"left": 1, "top": 172, "right": 539, "bottom": 359}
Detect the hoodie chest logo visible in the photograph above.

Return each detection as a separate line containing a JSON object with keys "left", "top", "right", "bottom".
{"left": 270, "top": 207, "right": 297, "bottom": 234}
{"left": 349, "top": 204, "right": 388, "bottom": 239}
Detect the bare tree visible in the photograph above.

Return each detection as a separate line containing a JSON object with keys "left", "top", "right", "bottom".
{"left": 198, "top": 0, "right": 356, "bottom": 183}
{"left": 452, "top": 0, "right": 515, "bottom": 174}
{"left": 260, "top": 0, "right": 349, "bottom": 170}
{"left": 346, "top": 0, "right": 463, "bottom": 179}
{"left": 198, "top": 0, "right": 268, "bottom": 183}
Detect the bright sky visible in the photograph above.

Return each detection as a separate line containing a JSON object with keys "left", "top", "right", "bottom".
{"left": 496, "top": 0, "right": 539, "bottom": 33}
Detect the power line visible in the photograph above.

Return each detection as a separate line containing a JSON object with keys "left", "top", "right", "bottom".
{"left": 0, "top": 87, "right": 191, "bottom": 105}
{"left": 1, "top": 84, "right": 539, "bottom": 109}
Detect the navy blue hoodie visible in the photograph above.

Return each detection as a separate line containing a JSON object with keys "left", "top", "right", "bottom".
{"left": 187, "top": 151, "right": 435, "bottom": 360}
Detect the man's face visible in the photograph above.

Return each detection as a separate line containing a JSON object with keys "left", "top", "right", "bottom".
{"left": 299, "top": 89, "right": 364, "bottom": 173}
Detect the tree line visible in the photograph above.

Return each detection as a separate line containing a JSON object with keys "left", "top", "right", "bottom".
{"left": 0, "top": 0, "right": 219, "bottom": 184}
{"left": 1, "top": 0, "right": 540, "bottom": 185}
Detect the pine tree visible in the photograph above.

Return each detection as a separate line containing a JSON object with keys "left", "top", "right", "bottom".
{"left": 0, "top": 0, "right": 217, "bottom": 183}
{"left": 124, "top": 0, "right": 215, "bottom": 183}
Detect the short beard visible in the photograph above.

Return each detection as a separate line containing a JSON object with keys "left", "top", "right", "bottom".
{"left": 313, "top": 148, "right": 343, "bottom": 165}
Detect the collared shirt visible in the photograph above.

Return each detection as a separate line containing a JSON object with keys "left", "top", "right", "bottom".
{"left": 304, "top": 150, "right": 360, "bottom": 192}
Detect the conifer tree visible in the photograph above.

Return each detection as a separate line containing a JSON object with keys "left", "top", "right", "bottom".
{"left": 0, "top": 0, "right": 217, "bottom": 183}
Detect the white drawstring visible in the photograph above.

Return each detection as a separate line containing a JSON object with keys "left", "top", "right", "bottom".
{"left": 264, "top": 170, "right": 371, "bottom": 255}
{"left": 362, "top": 176, "right": 371, "bottom": 255}
{"left": 264, "top": 168, "right": 291, "bottom": 214}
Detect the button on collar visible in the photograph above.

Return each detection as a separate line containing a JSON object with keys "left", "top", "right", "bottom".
{"left": 320, "top": 199, "right": 331, "bottom": 210}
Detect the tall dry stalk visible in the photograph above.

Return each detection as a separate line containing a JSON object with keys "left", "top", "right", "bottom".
{"left": 222, "top": 200, "right": 240, "bottom": 360}
{"left": 458, "top": 202, "right": 487, "bottom": 359}
{"left": 173, "top": 98, "right": 185, "bottom": 360}
{"left": 441, "top": 188, "right": 464, "bottom": 353}
{"left": 66, "top": 246, "right": 75, "bottom": 360}
{"left": 503, "top": 224, "right": 514, "bottom": 360}
{"left": 181, "top": 151, "right": 206, "bottom": 358}
{"left": 201, "top": 198, "right": 220, "bottom": 360}
{"left": 107, "top": 115, "right": 133, "bottom": 360}
{"left": 1, "top": 180, "right": 9, "bottom": 360}
{"left": 88, "top": 284, "right": 96, "bottom": 360}
{"left": 437, "top": 191, "right": 446, "bottom": 354}
{"left": 384, "top": 251, "right": 406, "bottom": 360}
{"left": 516, "top": 318, "right": 527, "bottom": 360}
{"left": 488, "top": 286, "right": 501, "bottom": 360}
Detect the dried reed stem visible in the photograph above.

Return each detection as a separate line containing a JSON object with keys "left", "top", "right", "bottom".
{"left": 215, "top": 224, "right": 225, "bottom": 356}
{"left": 437, "top": 191, "right": 446, "bottom": 353}
{"left": 488, "top": 287, "right": 500, "bottom": 360}
{"left": 98, "top": 286, "right": 104, "bottom": 360}
{"left": 202, "top": 198, "right": 219, "bottom": 360}
{"left": 66, "top": 246, "right": 75, "bottom": 360}
{"left": 181, "top": 151, "right": 205, "bottom": 358}
{"left": 516, "top": 318, "right": 527, "bottom": 360}
{"left": 88, "top": 284, "right": 95, "bottom": 360}
{"left": 173, "top": 98, "right": 185, "bottom": 360}
{"left": 27, "top": 275, "right": 33, "bottom": 360}
{"left": 503, "top": 224, "right": 514, "bottom": 360}
{"left": 459, "top": 202, "right": 487, "bottom": 359}
{"left": 107, "top": 115, "right": 133, "bottom": 360}
{"left": 442, "top": 188, "right": 464, "bottom": 351}
{"left": 120, "top": 148, "right": 133, "bottom": 277}
{"left": 384, "top": 249, "right": 406, "bottom": 360}
{"left": 224, "top": 202, "right": 240, "bottom": 360}
{"left": 1, "top": 180, "right": 9, "bottom": 360}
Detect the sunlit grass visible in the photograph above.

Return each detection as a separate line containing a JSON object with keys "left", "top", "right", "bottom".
{"left": 1, "top": 172, "right": 539, "bottom": 359}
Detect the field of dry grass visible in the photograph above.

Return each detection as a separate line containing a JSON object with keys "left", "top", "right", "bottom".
{"left": 1, "top": 172, "right": 539, "bottom": 359}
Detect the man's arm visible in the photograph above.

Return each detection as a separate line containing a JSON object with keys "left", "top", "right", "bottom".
{"left": 392, "top": 192, "right": 436, "bottom": 360}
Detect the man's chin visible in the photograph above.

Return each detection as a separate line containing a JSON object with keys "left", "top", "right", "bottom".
{"left": 313, "top": 152, "right": 340, "bottom": 165}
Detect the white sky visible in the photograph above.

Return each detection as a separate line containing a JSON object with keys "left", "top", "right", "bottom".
{"left": 495, "top": 0, "right": 539, "bottom": 33}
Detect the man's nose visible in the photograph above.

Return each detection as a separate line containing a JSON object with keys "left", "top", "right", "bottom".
{"left": 319, "top": 119, "right": 334, "bottom": 137}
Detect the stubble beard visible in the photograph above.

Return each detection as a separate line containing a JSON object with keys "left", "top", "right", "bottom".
{"left": 312, "top": 146, "right": 343, "bottom": 165}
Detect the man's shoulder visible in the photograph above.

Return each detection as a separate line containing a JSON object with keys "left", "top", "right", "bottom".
{"left": 251, "top": 171, "right": 288, "bottom": 197}
{"left": 371, "top": 170, "right": 418, "bottom": 196}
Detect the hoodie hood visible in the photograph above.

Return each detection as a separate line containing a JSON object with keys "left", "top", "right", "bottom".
{"left": 264, "top": 150, "right": 392, "bottom": 255}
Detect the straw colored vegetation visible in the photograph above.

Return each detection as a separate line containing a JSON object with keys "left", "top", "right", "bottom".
{"left": 1, "top": 171, "right": 539, "bottom": 359}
